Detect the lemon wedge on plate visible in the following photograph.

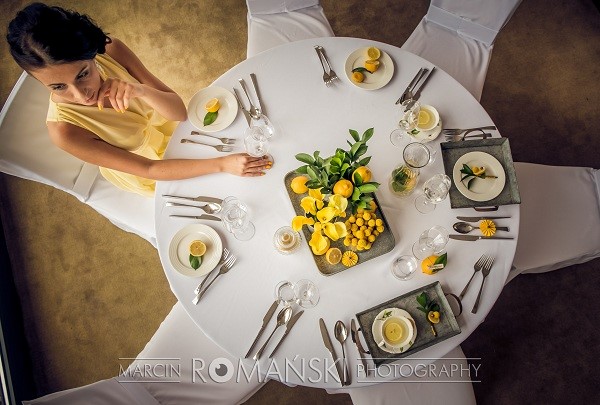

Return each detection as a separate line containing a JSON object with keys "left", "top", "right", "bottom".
{"left": 205, "top": 98, "right": 220, "bottom": 113}
{"left": 189, "top": 240, "right": 206, "bottom": 257}
{"left": 364, "top": 59, "right": 380, "bottom": 73}
{"left": 367, "top": 46, "right": 381, "bottom": 60}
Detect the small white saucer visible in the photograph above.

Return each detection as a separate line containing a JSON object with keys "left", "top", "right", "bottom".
{"left": 371, "top": 307, "right": 418, "bottom": 354}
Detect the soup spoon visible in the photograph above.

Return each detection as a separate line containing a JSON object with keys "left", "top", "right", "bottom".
{"left": 453, "top": 221, "right": 509, "bottom": 234}
{"left": 334, "top": 321, "right": 350, "bottom": 386}
{"left": 253, "top": 306, "right": 292, "bottom": 360}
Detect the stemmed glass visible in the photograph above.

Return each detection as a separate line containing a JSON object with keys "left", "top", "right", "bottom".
{"left": 389, "top": 100, "right": 421, "bottom": 148}
{"left": 244, "top": 126, "right": 270, "bottom": 158}
{"left": 220, "top": 196, "right": 255, "bottom": 241}
{"left": 415, "top": 174, "right": 452, "bottom": 213}
{"left": 251, "top": 113, "right": 275, "bottom": 139}
{"left": 294, "top": 279, "right": 320, "bottom": 308}
{"left": 412, "top": 226, "right": 449, "bottom": 260}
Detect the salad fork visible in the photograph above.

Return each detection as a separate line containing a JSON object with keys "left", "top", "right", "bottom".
{"left": 193, "top": 248, "right": 230, "bottom": 295}
{"left": 459, "top": 254, "right": 488, "bottom": 299}
{"left": 314, "top": 46, "right": 332, "bottom": 86}
{"left": 442, "top": 126, "right": 497, "bottom": 136}
{"left": 471, "top": 256, "right": 495, "bottom": 314}
{"left": 190, "top": 131, "right": 236, "bottom": 145}
{"left": 444, "top": 132, "right": 493, "bottom": 142}
{"left": 193, "top": 255, "right": 237, "bottom": 304}
{"left": 180, "top": 139, "right": 233, "bottom": 152}
{"left": 316, "top": 46, "right": 339, "bottom": 84}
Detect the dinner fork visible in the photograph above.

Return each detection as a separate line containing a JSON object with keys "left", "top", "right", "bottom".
{"left": 193, "top": 248, "right": 230, "bottom": 295}
{"left": 190, "top": 131, "right": 236, "bottom": 145}
{"left": 180, "top": 139, "right": 234, "bottom": 152}
{"left": 238, "top": 79, "right": 261, "bottom": 119}
{"left": 317, "top": 46, "right": 339, "bottom": 84}
{"left": 459, "top": 254, "right": 488, "bottom": 299}
{"left": 314, "top": 46, "right": 332, "bottom": 86}
{"left": 442, "top": 126, "right": 497, "bottom": 136}
{"left": 444, "top": 132, "right": 493, "bottom": 142}
{"left": 193, "top": 255, "right": 237, "bottom": 304}
{"left": 471, "top": 256, "right": 495, "bottom": 314}
{"left": 165, "top": 201, "right": 221, "bottom": 214}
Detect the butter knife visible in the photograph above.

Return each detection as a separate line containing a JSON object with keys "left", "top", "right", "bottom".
{"left": 249, "top": 73, "right": 265, "bottom": 116}
{"left": 350, "top": 319, "right": 370, "bottom": 376}
{"left": 319, "top": 318, "right": 344, "bottom": 385}
{"left": 162, "top": 194, "right": 223, "bottom": 204}
{"left": 169, "top": 214, "right": 221, "bottom": 221}
{"left": 232, "top": 88, "right": 251, "bottom": 127}
{"left": 450, "top": 234, "right": 514, "bottom": 241}
{"left": 245, "top": 300, "right": 279, "bottom": 358}
{"left": 268, "top": 310, "right": 304, "bottom": 358}
{"left": 456, "top": 216, "right": 511, "bottom": 222}
{"left": 396, "top": 67, "right": 425, "bottom": 105}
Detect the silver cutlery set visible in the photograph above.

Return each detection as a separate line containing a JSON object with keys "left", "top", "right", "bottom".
{"left": 192, "top": 249, "right": 237, "bottom": 304}
{"left": 397, "top": 66, "right": 436, "bottom": 110}
{"left": 320, "top": 318, "right": 370, "bottom": 386}
{"left": 246, "top": 301, "right": 305, "bottom": 360}
{"left": 233, "top": 74, "right": 266, "bottom": 127}
{"left": 314, "top": 45, "right": 340, "bottom": 87}
{"left": 163, "top": 194, "right": 223, "bottom": 221}
{"left": 449, "top": 216, "right": 514, "bottom": 242}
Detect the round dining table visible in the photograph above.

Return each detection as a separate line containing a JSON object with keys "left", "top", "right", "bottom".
{"left": 154, "top": 37, "right": 520, "bottom": 389}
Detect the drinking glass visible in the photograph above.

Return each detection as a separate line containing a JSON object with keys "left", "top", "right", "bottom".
{"left": 415, "top": 174, "right": 452, "bottom": 213}
{"left": 294, "top": 279, "right": 320, "bottom": 308}
{"left": 391, "top": 255, "right": 418, "bottom": 281}
{"left": 388, "top": 142, "right": 431, "bottom": 197}
{"left": 220, "top": 196, "right": 255, "bottom": 241}
{"left": 273, "top": 226, "right": 301, "bottom": 254}
{"left": 412, "top": 226, "right": 449, "bottom": 260}
{"left": 251, "top": 113, "right": 275, "bottom": 139}
{"left": 275, "top": 281, "right": 296, "bottom": 305}
{"left": 399, "top": 100, "right": 421, "bottom": 133}
{"left": 244, "top": 126, "right": 270, "bottom": 158}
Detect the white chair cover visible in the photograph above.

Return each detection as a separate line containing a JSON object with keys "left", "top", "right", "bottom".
{"left": 24, "top": 302, "right": 265, "bottom": 404}
{"left": 402, "top": 0, "right": 522, "bottom": 100}
{"left": 0, "top": 72, "right": 156, "bottom": 247}
{"left": 246, "top": 0, "right": 334, "bottom": 58}
{"left": 507, "top": 163, "right": 600, "bottom": 282}
{"left": 121, "top": 301, "right": 265, "bottom": 404}
{"left": 344, "top": 346, "right": 476, "bottom": 405}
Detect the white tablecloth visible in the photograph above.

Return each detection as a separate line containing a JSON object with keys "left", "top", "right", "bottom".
{"left": 154, "top": 37, "right": 519, "bottom": 389}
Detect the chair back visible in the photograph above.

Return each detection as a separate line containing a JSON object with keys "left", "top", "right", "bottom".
{"left": 0, "top": 72, "right": 98, "bottom": 201}
{"left": 426, "top": 0, "right": 522, "bottom": 46}
{"left": 246, "top": 0, "right": 320, "bottom": 15}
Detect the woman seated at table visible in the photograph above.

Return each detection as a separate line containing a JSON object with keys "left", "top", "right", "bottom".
{"left": 6, "top": 3, "right": 270, "bottom": 197}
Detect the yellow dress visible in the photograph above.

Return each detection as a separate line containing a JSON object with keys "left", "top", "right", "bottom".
{"left": 46, "top": 53, "right": 177, "bottom": 197}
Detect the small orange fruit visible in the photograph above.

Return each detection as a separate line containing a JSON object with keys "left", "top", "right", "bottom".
{"left": 352, "top": 71, "right": 365, "bottom": 83}
{"left": 333, "top": 179, "right": 354, "bottom": 198}
{"left": 290, "top": 176, "right": 309, "bottom": 194}
{"left": 364, "top": 59, "right": 380, "bottom": 73}
{"left": 353, "top": 166, "right": 372, "bottom": 183}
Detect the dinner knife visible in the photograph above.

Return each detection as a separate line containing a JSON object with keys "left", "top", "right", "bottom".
{"left": 456, "top": 216, "right": 511, "bottom": 222}
{"left": 169, "top": 214, "right": 221, "bottom": 221}
{"left": 319, "top": 318, "right": 344, "bottom": 386}
{"left": 268, "top": 310, "right": 304, "bottom": 358}
{"left": 396, "top": 67, "right": 425, "bottom": 104}
{"left": 249, "top": 73, "right": 265, "bottom": 116}
{"left": 232, "top": 88, "right": 251, "bottom": 127}
{"left": 450, "top": 234, "right": 514, "bottom": 241}
{"left": 162, "top": 194, "right": 223, "bottom": 204}
{"left": 350, "top": 319, "right": 370, "bottom": 376}
{"left": 405, "top": 67, "right": 436, "bottom": 110}
{"left": 245, "top": 300, "right": 280, "bottom": 358}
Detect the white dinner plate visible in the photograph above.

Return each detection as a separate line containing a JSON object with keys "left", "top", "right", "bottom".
{"left": 371, "top": 308, "right": 417, "bottom": 354}
{"left": 344, "top": 48, "right": 395, "bottom": 90}
{"left": 452, "top": 151, "right": 506, "bottom": 202}
{"left": 188, "top": 86, "right": 238, "bottom": 132}
{"left": 168, "top": 224, "right": 222, "bottom": 277}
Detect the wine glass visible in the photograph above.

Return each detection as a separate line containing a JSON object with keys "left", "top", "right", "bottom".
{"left": 415, "top": 174, "right": 452, "bottom": 213}
{"left": 244, "top": 126, "right": 270, "bottom": 158}
{"left": 275, "top": 281, "right": 296, "bottom": 305}
{"left": 220, "top": 196, "right": 255, "bottom": 241}
{"left": 412, "top": 226, "right": 449, "bottom": 260}
{"left": 251, "top": 113, "right": 275, "bottom": 139}
{"left": 391, "top": 255, "right": 418, "bottom": 281}
{"left": 294, "top": 279, "right": 320, "bottom": 308}
{"left": 399, "top": 100, "right": 421, "bottom": 133}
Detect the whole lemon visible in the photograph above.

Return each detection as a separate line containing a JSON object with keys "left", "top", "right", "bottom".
{"left": 290, "top": 176, "right": 309, "bottom": 194}
{"left": 353, "top": 166, "right": 372, "bottom": 183}
{"left": 333, "top": 179, "right": 354, "bottom": 198}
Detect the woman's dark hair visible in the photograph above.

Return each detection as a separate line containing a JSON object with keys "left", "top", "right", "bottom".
{"left": 6, "top": 2, "right": 111, "bottom": 71}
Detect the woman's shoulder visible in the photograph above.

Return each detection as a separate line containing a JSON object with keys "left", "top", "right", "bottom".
{"left": 104, "top": 37, "right": 137, "bottom": 71}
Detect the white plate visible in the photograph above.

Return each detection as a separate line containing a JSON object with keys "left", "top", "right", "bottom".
{"left": 168, "top": 224, "right": 222, "bottom": 277}
{"left": 345, "top": 48, "right": 395, "bottom": 90}
{"left": 188, "top": 86, "right": 238, "bottom": 132}
{"left": 452, "top": 151, "right": 506, "bottom": 202}
{"left": 371, "top": 308, "right": 417, "bottom": 354}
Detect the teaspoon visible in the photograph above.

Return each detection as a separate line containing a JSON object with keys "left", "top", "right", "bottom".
{"left": 453, "top": 221, "right": 509, "bottom": 234}
{"left": 334, "top": 320, "right": 350, "bottom": 386}
{"left": 253, "top": 306, "right": 292, "bottom": 360}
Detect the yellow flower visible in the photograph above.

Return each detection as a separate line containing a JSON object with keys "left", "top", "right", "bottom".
{"left": 323, "top": 221, "right": 348, "bottom": 241}
{"left": 308, "top": 188, "right": 324, "bottom": 201}
{"left": 300, "top": 196, "right": 323, "bottom": 215}
{"left": 316, "top": 206, "right": 337, "bottom": 223}
{"left": 328, "top": 194, "right": 348, "bottom": 215}
{"left": 291, "top": 215, "right": 315, "bottom": 231}
{"left": 309, "top": 228, "right": 330, "bottom": 255}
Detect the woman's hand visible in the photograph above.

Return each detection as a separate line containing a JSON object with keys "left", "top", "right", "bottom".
{"left": 219, "top": 154, "right": 272, "bottom": 177}
{"left": 97, "top": 77, "right": 144, "bottom": 113}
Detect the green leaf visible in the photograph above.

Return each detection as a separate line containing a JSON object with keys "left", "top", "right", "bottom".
{"left": 467, "top": 177, "right": 475, "bottom": 190}
{"left": 362, "top": 128, "right": 374, "bottom": 142}
{"left": 416, "top": 292, "right": 428, "bottom": 307}
{"left": 306, "top": 180, "right": 320, "bottom": 189}
{"left": 295, "top": 165, "right": 308, "bottom": 174}
{"left": 359, "top": 183, "right": 378, "bottom": 194}
{"left": 321, "top": 187, "right": 332, "bottom": 194}
{"left": 432, "top": 303, "right": 440, "bottom": 312}
{"left": 306, "top": 166, "right": 318, "bottom": 180}
{"left": 349, "top": 142, "right": 362, "bottom": 159}
{"left": 203, "top": 111, "right": 218, "bottom": 126}
{"left": 320, "top": 169, "right": 328, "bottom": 183}
{"left": 296, "top": 153, "right": 315, "bottom": 165}
{"left": 354, "top": 144, "right": 368, "bottom": 160}
{"left": 353, "top": 172, "right": 363, "bottom": 186}
{"left": 351, "top": 67, "right": 372, "bottom": 74}
{"left": 189, "top": 254, "right": 202, "bottom": 270}
{"left": 434, "top": 253, "right": 448, "bottom": 267}
{"left": 349, "top": 129, "right": 360, "bottom": 142}
{"left": 340, "top": 163, "right": 350, "bottom": 174}
{"left": 358, "top": 156, "right": 372, "bottom": 166}
{"left": 351, "top": 187, "right": 361, "bottom": 201}
{"left": 356, "top": 200, "right": 367, "bottom": 210}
